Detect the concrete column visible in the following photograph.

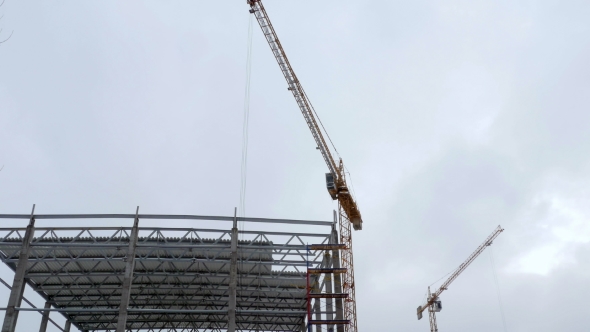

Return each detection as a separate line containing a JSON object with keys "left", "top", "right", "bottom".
{"left": 38, "top": 301, "right": 51, "bottom": 332}
{"left": 228, "top": 208, "right": 238, "bottom": 332}
{"left": 331, "top": 223, "right": 344, "bottom": 332}
{"left": 116, "top": 207, "right": 140, "bottom": 332}
{"left": 63, "top": 320, "right": 71, "bottom": 332}
{"left": 2, "top": 205, "right": 36, "bottom": 332}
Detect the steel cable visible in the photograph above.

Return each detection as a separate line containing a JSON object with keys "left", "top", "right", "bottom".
{"left": 238, "top": 12, "right": 255, "bottom": 306}
{"left": 489, "top": 247, "right": 508, "bottom": 332}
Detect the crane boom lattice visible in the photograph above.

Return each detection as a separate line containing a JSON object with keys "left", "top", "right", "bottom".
{"left": 339, "top": 205, "right": 358, "bottom": 332}
{"left": 417, "top": 225, "right": 504, "bottom": 332}
{"left": 248, "top": 0, "right": 337, "bottom": 177}
{"left": 247, "top": 0, "right": 364, "bottom": 231}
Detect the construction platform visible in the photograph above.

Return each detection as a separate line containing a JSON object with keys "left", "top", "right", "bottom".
{"left": 0, "top": 208, "right": 349, "bottom": 332}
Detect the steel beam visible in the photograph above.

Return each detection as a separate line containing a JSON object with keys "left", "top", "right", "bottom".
{"left": 0, "top": 214, "right": 332, "bottom": 226}
{"left": 0, "top": 227, "right": 330, "bottom": 238}
{"left": 38, "top": 301, "right": 51, "bottom": 332}
{"left": 0, "top": 210, "right": 333, "bottom": 332}
{"left": 115, "top": 207, "right": 140, "bottom": 332}
{"left": 228, "top": 209, "right": 238, "bottom": 332}
{"left": 332, "top": 222, "right": 345, "bottom": 332}
{"left": 5, "top": 308, "right": 306, "bottom": 315}
{"left": 1, "top": 205, "right": 36, "bottom": 332}
{"left": 325, "top": 252, "right": 334, "bottom": 332}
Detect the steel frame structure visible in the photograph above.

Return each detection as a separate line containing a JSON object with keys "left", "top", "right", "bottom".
{"left": 0, "top": 208, "right": 346, "bottom": 332}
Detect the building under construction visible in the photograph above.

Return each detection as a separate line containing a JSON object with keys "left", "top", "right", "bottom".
{"left": 0, "top": 207, "right": 358, "bottom": 332}
{"left": 0, "top": 1, "right": 365, "bottom": 331}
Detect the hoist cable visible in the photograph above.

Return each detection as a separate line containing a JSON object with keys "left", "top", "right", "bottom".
{"left": 301, "top": 88, "right": 341, "bottom": 160}
{"left": 238, "top": 12, "right": 254, "bottom": 292}
{"left": 239, "top": 13, "right": 254, "bottom": 220}
{"left": 489, "top": 247, "right": 508, "bottom": 332}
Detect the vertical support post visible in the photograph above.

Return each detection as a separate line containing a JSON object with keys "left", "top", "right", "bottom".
{"left": 64, "top": 320, "right": 71, "bottom": 332}
{"left": 228, "top": 208, "right": 238, "bottom": 332}
{"left": 332, "top": 212, "right": 345, "bottom": 332}
{"left": 116, "top": 206, "right": 140, "bottom": 332}
{"left": 2, "top": 204, "right": 36, "bottom": 332}
{"left": 428, "top": 308, "right": 438, "bottom": 332}
{"left": 427, "top": 286, "right": 438, "bottom": 332}
{"left": 338, "top": 204, "right": 358, "bottom": 332}
{"left": 325, "top": 252, "right": 334, "bottom": 332}
{"left": 306, "top": 245, "right": 311, "bottom": 332}
{"left": 313, "top": 253, "right": 327, "bottom": 332}
{"left": 38, "top": 301, "right": 51, "bottom": 332}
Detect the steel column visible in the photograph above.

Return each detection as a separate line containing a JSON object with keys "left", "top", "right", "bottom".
{"left": 332, "top": 229, "right": 345, "bottom": 332}
{"left": 312, "top": 255, "right": 326, "bottom": 332}
{"left": 325, "top": 252, "right": 334, "bottom": 332}
{"left": 38, "top": 301, "right": 51, "bottom": 332}
{"left": 2, "top": 205, "right": 36, "bottom": 332}
{"left": 63, "top": 321, "right": 71, "bottom": 332}
{"left": 115, "top": 207, "right": 140, "bottom": 332}
{"left": 228, "top": 208, "right": 238, "bottom": 332}
{"left": 338, "top": 205, "right": 358, "bottom": 332}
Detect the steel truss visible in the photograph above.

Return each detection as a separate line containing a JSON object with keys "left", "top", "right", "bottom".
{"left": 338, "top": 206, "right": 357, "bottom": 332}
{"left": 0, "top": 210, "right": 344, "bottom": 332}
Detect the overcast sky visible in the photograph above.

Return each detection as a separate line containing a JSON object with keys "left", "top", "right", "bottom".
{"left": 1, "top": 0, "right": 589, "bottom": 331}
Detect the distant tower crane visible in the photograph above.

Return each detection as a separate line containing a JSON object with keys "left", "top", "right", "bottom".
{"left": 246, "top": 0, "right": 363, "bottom": 231}
{"left": 417, "top": 225, "right": 504, "bottom": 331}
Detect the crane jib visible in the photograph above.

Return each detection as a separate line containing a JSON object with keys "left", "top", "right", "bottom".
{"left": 249, "top": 2, "right": 338, "bottom": 177}
{"left": 248, "top": 0, "right": 363, "bottom": 230}
{"left": 417, "top": 226, "right": 504, "bottom": 317}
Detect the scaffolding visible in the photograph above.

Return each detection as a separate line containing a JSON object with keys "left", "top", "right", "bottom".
{"left": 0, "top": 207, "right": 350, "bottom": 332}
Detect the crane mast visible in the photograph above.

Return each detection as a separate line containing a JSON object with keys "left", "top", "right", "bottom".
{"left": 247, "top": 0, "right": 363, "bottom": 230}
{"left": 417, "top": 225, "right": 504, "bottom": 331}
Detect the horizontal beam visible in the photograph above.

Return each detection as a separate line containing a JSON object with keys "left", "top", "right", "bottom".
{"left": 309, "top": 293, "right": 348, "bottom": 299}
{"left": 3, "top": 308, "right": 307, "bottom": 315}
{"left": 25, "top": 271, "right": 307, "bottom": 280}
{"left": 50, "top": 294, "right": 305, "bottom": 302}
{"left": 0, "top": 228, "right": 331, "bottom": 238}
{"left": 309, "top": 320, "right": 350, "bottom": 325}
{"left": 17, "top": 242, "right": 313, "bottom": 251}
{"left": 308, "top": 244, "right": 346, "bottom": 250}
{"left": 73, "top": 319, "right": 303, "bottom": 328}
{"left": 308, "top": 268, "right": 347, "bottom": 274}
{"left": 0, "top": 214, "right": 332, "bottom": 225}
{"left": 7, "top": 257, "right": 308, "bottom": 266}
{"left": 34, "top": 283, "right": 307, "bottom": 294}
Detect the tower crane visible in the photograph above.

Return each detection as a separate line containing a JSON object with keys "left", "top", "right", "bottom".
{"left": 417, "top": 225, "right": 504, "bottom": 332}
{"left": 246, "top": 0, "right": 363, "bottom": 231}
